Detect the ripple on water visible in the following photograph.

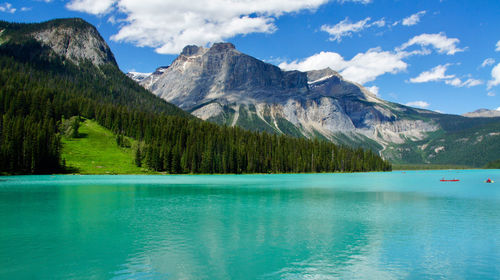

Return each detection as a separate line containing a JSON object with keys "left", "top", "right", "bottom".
{"left": 1, "top": 171, "right": 500, "bottom": 279}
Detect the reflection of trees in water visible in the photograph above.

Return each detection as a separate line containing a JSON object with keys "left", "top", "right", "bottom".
{"left": 124, "top": 185, "right": 400, "bottom": 279}
{"left": 7, "top": 178, "right": 499, "bottom": 279}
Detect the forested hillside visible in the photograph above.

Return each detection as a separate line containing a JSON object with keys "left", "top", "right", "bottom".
{"left": 485, "top": 159, "right": 500, "bottom": 169}
{"left": 383, "top": 114, "right": 500, "bottom": 167}
{"left": 0, "top": 18, "right": 391, "bottom": 174}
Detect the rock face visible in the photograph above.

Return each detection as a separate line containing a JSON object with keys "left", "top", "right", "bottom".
{"left": 130, "top": 43, "right": 440, "bottom": 153}
{"left": 126, "top": 72, "right": 152, "bottom": 82}
{"left": 31, "top": 18, "right": 117, "bottom": 67}
{"left": 463, "top": 109, "right": 500, "bottom": 118}
{"left": 140, "top": 43, "right": 309, "bottom": 110}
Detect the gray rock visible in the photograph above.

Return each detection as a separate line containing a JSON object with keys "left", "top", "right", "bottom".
{"left": 134, "top": 42, "right": 440, "bottom": 149}
{"left": 463, "top": 109, "right": 500, "bottom": 118}
{"left": 32, "top": 18, "right": 117, "bottom": 67}
{"left": 127, "top": 72, "right": 151, "bottom": 82}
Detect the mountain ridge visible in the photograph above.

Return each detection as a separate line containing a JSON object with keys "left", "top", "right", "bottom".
{"left": 463, "top": 108, "right": 500, "bottom": 118}
{"left": 131, "top": 42, "right": 440, "bottom": 148}
{"left": 129, "top": 42, "right": 500, "bottom": 167}
{"left": 0, "top": 18, "right": 391, "bottom": 174}
{"left": 0, "top": 18, "right": 117, "bottom": 67}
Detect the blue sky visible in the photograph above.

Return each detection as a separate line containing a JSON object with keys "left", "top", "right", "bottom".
{"left": 1, "top": 0, "right": 500, "bottom": 114}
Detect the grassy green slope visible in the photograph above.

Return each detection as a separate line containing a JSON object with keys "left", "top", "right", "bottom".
{"left": 62, "top": 119, "right": 154, "bottom": 174}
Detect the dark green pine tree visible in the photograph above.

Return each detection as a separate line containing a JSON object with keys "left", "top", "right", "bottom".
{"left": 135, "top": 146, "right": 142, "bottom": 167}
{"left": 71, "top": 117, "right": 80, "bottom": 138}
{"left": 0, "top": 23, "right": 391, "bottom": 174}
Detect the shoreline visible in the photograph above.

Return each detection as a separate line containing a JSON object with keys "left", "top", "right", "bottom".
{"left": 3, "top": 169, "right": 499, "bottom": 177}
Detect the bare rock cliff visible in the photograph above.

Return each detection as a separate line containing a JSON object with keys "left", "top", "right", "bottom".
{"left": 130, "top": 43, "right": 440, "bottom": 149}
{"left": 32, "top": 18, "right": 117, "bottom": 66}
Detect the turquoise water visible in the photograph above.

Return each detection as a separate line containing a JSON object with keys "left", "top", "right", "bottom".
{"left": 1, "top": 170, "right": 500, "bottom": 279}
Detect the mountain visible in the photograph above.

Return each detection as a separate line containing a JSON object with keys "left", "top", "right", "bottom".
{"left": 0, "top": 18, "right": 390, "bottom": 174}
{"left": 0, "top": 18, "right": 188, "bottom": 173}
{"left": 127, "top": 71, "right": 152, "bottom": 82}
{"left": 463, "top": 109, "right": 500, "bottom": 118}
{"left": 130, "top": 43, "right": 500, "bottom": 167}
{"left": 0, "top": 18, "right": 190, "bottom": 117}
{"left": 1, "top": 18, "right": 116, "bottom": 67}
{"left": 134, "top": 43, "right": 437, "bottom": 145}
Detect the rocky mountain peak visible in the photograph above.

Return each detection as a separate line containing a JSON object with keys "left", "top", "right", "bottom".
{"left": 179, "top": 43, "right": 236, "bottom": 57}
{"left": 306, "top": 68, "right": 341, "bottom": 83}
{"left": 152, "top": 66, "right": 169, "bottom": 75}
{"left": 210, "top": 42, "right": 236, "bottom": 52}
{"left": 31, "top": 18, "right": 117, "bottom": 67}
{"left": 131, "top": 42, "right": 446, "bottom": 156}
{"left": 463, "top": 108, "right": 500, "bottom": 118}
{"left": 181, "top": 45, "right": 203, "bottom": 56}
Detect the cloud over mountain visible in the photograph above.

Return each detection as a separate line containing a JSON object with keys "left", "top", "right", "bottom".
{"left": 279, "top": 47, "right": 406, "bottom": 84}
{"left": 66, "top": 0, "right": 367, "bottom": 54}
{"left": 281, "top": 30, "right": 469, "bottom": 85}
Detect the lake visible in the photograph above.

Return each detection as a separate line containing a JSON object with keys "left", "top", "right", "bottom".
{"left": 1, "top": 170, "right": 500, "bottom": 279}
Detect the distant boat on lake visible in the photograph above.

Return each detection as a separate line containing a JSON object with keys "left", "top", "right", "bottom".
{"left": 440, "top": 178, "right": 460, "bottom": 182}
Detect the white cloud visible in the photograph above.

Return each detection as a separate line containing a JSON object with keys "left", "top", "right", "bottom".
{"left": 496, "top": 106, "right": 500, "bottom": 111}
{"left": 279, "top": 47, "right": 407, "bottom": 84}
{"left": 365, "top": 85, "right": 379, "bottom": 96}
{"left": 444, "top": 77, "right": 482, "bottom": 88}
{"left": 461, "top": 79, "right": 483, "bottom": 87}
{"left": 487, "top": 92, "right": 496, "bottom": 97}
{"left": 341, "top": 49, "right": 407, "bottom": 84}
{"left": 66, "top": 0, "right": 115, "bottom": 15}
{"left": 321, "top": 17, "right": 371, "bottom": 42}
{"left": 338, "top": 0, "right": 372, "bottom": 3}
{"left": 321, "top": 17, "right": 385, "bottom": 42}
{"left": 496, "top": 40, "right": 500, "bottom": 52}
{"left": 371, "top": 18, "right": 386, "bottom": 27}
{"left": 443, "top": 78, "right": 462, "bottom": 87}
{"left": 409, "top": 64, "right": 453, "bottom": 83}
{"left": 279, "top": 51, "right": 345, "bottom": 72}
{"left": 402, "top": 10, "right": 426, "bottom": 26}
{"left": 488, "top": 63, "right": 500, "bottom": 89}
{"left": 0, "top": 2, "right": 16, "bottom": 13}
{"left": 399, "top": 32, "right": 465, "bottom": 55}
{"left": 410, "top": 64, "right": 482, "bottom": 88}
{"left": 481, "top": 58, "right": 495, "bottom": 68}
{"left": 66, "top": 0, "right": 334, "bottom": 54}
{"left": 405, "top": 101, "right": 430, "bottom": 108}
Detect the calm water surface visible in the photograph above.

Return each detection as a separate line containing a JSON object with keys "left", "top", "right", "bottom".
{"left": 1, "top": 170, "right": 500, "bottom": 279}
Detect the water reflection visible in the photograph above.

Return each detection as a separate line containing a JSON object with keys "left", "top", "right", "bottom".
{"left": 1, "top": 172, "right": 500, "bottom": 279}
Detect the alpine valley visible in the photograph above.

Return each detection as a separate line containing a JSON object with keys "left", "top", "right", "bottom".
{"left": 129, "top": 43, "right": 500, "bottom": 167}
{"left": 0, "top": 18, "right": 391, "bottom": 174}
{"left": 0, "top": 18, "right": 499, "bottom": 174}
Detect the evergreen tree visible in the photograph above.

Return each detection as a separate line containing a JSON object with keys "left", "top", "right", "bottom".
{"left": 71, "top": 117, "right": 79, "bottom": 138}
{"left": 0, "top": 21, "right": 392, "bottom": 174}
{"left": 135, "top": 146, "right": 142, "bottom": 167}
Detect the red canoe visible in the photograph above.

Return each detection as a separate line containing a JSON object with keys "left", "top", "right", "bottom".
{"left": 440, "top": 179, "right": 460, "bottom": 182}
